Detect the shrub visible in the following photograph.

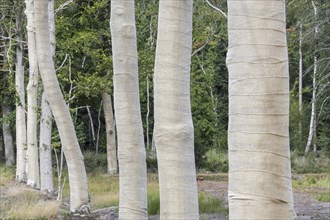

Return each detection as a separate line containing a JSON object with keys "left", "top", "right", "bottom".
{"left": 203, "top": 149, "right": 228, "bottom": 172}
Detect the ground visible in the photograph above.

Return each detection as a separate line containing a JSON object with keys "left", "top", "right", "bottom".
{"left": 0, "top": 173, "right": 329, "bottom": 219}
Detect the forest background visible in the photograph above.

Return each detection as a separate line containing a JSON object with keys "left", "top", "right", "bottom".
{"left": 0, "top": 0, "right": 329, "bottom": 173}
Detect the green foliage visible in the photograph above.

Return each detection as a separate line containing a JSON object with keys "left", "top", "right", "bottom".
{"left": 203, "top": 149, "right": 228, "bottom": 173}
{"left": 317, "top": 193, "right": 330, "bottom": 202}
{"left": 83, "top": 151, "right": 107, "bottom": 173}
{"left": 0, "top": 164, "right": 15, "bottom": 186}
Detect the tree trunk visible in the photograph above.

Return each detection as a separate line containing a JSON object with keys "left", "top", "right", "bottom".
{"left": 2, "top": 105, "right": 15, "bottom": 166}
{"left": 25, "top": 0, "right": 40, "bottom": 188}
{"left": 39, "top": 0, "right": 55, "bottom": 193}
{"left": 39, "top": 92, "right": 54, "bottom": 192}
{"left": 110, "top": 0, "right": 147, "bottom": 218}
{"left": 15, "top": 2, "right": 27, "bottom": 182}
{"left": 102, "top": 93, "right": 118, "bottom": 175}
{"left": 305, "top": 1, "right": 318, "bottom": 154}
{"left": 35, "top": 0, "right": 89, "bottom": 212}
{"left": 153, "top": 0, "right": 199, "bottom": 219}
{"left": 227, "top": 0, "right": 296, "bottom": 219}
{"left": 298, "top": 23, "right": 303, "bottom": 137}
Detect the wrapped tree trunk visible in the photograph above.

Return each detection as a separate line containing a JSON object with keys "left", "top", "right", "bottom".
{"left": 35, "top": 0, "right": 89, "bottom": 212}
{"left": 110, "top": 0, "right": 147, "bottom": 218}
{"left": 227, "top": 0, "right": 296, "bottom": 219}
{"left": 153, "top": 0, "right": 199, "bottom": 219}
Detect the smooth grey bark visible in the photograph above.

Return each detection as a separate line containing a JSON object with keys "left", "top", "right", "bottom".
{"left": 39, "top": 0, "right": 55, "bottom": 193}
{"left": 227, "top": 0, "right": 295, "bottom": 219}
{"left": 102, "top": 93, "right": 118, "bottom": 175}
{"left": 110, "top": 0, "right": 147, "bottom": 218}
{"left": 39, "top": 92, "right": 54, "bottom": 192}
{"left": 153, "top": 0, "right": 199, "bottom": 219}
{"left": 15, "top": 2, "right": 27, "bottom": 181}
{"left": 35, "top": 0, "right": 89, "bottom": 212}
{"left": 305, "top": 1, "right": 318, "bottom": 153}
{"left": 298, "top": 23, "right": 303, "bottom": 137}
{"left": 25, "top": 0, "right": 40, "bottom": 188}
{"left": 2, "top": 105, "right": 15, "bottom": 166}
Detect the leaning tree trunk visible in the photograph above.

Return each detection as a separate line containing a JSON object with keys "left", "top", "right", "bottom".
{"left": 227, "top": 0, "right": 296, "bottom": 219}
{"left": 153, "top": 0, "right": 199, "bottom": 219}
{"left": 35, "top": 0, "right": 89, "bottom": 212}
{"left": 110, "top": 0, "right": 147, "bottom": 218}
{"left": 15, "top": 2, "right": 27, "bottom": 181}
{"left": 102, "top": 93, "right": 118, "bottom": 175}
{"left": 25, "top": 0, "right": 40, "bottom": 188}
{"left": 39, "top": 0, "right": 55, "bottom": 193}
{"left": 2, "top": 105, "right": 15, "bottom": 166}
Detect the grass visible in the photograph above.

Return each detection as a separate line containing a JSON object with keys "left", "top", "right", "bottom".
{"left": 0, "top": 164, "right": 15, "bottom": 186}
{"left": 293, "top": 174, "right": 330, "bottom": 202}
{"left": 199, "top": 192, "right": 228, "bottom": 214}
{"left": 1, "top": 190, "right": 60, "bottom": 219}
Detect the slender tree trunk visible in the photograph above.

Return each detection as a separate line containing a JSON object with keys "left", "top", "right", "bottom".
{"left": 39, "top": 92, "right": 54, "bottom": 192}
{"left": 0, "top": 132, "right": 4, "bottom": 161}
{"left": 15, "top": 2, "right": 27, "bottom": 181}
{"left": 35, "top": 0, "right": 89, "bottom": 212}
{"left": 2, "top": 105, "right": 15, "bottom": 166}
{"left": 305, "top": 1, "right": 318, "bottom": 154}
{"left": 154, "top": 0, "right": 199, "bottom": 219}
{"left": 298, "top": 23, "right": 303, "bottom": 137}
{"left": 227, "top": 0, "right": 296, "bottom": 219}
{"left": 25, "top": 0, "right": 40, "bottom": 188}
{"left": 110, "top": 0, "right": 147, "bottom": 218}
{"left": 146, "top": 76, "right": 150, "bottom": 150}
{"left": 39, "top": 0, "right": 55, "bottom": 193}
{"left": 102, "top": 93, "right": 118, "bottom": 175}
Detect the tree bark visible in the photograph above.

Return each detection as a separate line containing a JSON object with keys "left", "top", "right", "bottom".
{"left": 298, "top": 23, "right": 303, "bottom": 137}
{"left": 305, "top": 1, "right": 318, "bottom": 154}
{"left": 35, "top": 0, "right": 89, "bottom": 212}
{"left": 102, "top": 93, "right": 118, "bottom": 175}
{"left": 39, "top": 0, "right": 55, "bottom": 193}
{"left": 2, "top": 105, "right": 15, "bottom": 166}
{"left": 39, "top": 92, "right": 54, "bottom": 192}
{"left": 227, "top": 0, "right": 296, "bottom": 219}
{"left": 153, "top": 0, "right": 199, "bottom": 219}
{"left": 15, "top": 2, "right": 27, "bottom": 182}
{"left": 110, "top": 0, "right": 147, "bottom": 218}
{"left": 25, "top": 0, "right": 40, "bottom": 188}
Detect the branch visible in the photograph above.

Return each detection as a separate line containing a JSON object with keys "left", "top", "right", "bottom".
{"left": 205, "top": 0, "right": 227, "bottom": 19}
{"left": 55, "top": 0, "right": 74, "bottom": 15}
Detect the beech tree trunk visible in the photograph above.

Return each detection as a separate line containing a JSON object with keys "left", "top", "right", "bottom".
{"left": 2, "top": 105, "right": 15, "bottom": 166}
{"left": 35, "top": 0, "right": 89, "bottom": 212}
{"left": 153, "top": 0, "right": 199, "bottom": 219}
{"left": 39, "top": 92, "right": 54, "bottom": 192}
{"left": 110, "top": 0, "right": 147, "bottom": 218}
{"left": 102, "top": 93, "right": 118, "bottom": 175}
{"left": 25, "top": 0, "right": 40, "bottom": 188}
{"left": 305, "top": 1, "right": 318, "bottom": 154}
{"left": 227, "top": 0, "right": 296, "bottom": 219}
{"left": 39, "top": 0, "right": 55, "bottom": 193}
{"left": 15, "top": 3, "right": 27, "bottom": 181}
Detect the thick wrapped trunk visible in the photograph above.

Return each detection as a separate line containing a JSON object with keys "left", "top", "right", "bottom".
{"left": 227, "top": 0, "right": 295, "bottom": 219}
{"left": 153, "top": 0, "right": 199, "bottom": 219}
